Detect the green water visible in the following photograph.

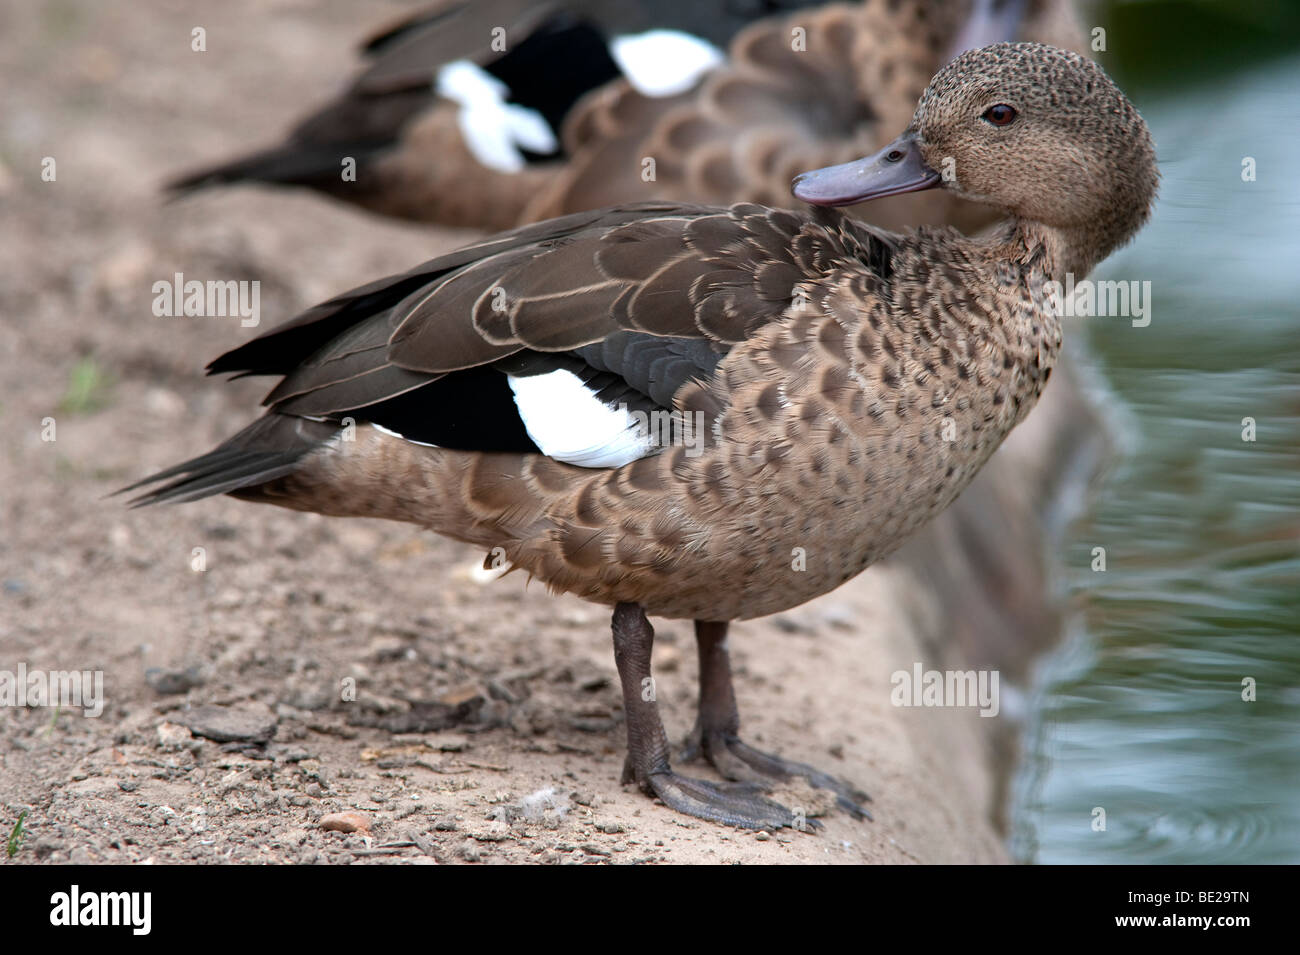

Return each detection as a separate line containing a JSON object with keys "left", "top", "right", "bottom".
{"left": 1010, "top": 37, "right": 1300, "bottom": 863}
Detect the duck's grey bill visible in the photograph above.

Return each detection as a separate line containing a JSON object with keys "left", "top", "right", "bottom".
{"left": 792, "top": 134, "right": 942, "bottom": 207}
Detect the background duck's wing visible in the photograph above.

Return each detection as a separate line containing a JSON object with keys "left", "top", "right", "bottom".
{"left": 529, "top": 3, "right": 933, "bottom": 218}
{"left": 164, "top": 1, "right": 831, "bottom": 226}
{"left": 329, "top": 0, "right": 838, "bottom": 93}
{"left": 354, "top": 0, "right": 566, "bottom": 93}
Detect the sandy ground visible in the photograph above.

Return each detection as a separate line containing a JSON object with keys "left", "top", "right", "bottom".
{"left": 0, "top": 0, "right": 1086, "bottom": 864}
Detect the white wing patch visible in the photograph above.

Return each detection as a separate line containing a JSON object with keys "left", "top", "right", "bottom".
{"left": 609, "top": 30, "right": 725, "bottom": 98}
{"left": 508, "top": 369, "right": 654, "bottom": 468}
{"left": 371, "top": 422, "right": 439, "bottom": 448}
{"left": 435, "top": 60, "right": 558, "bottom": 172}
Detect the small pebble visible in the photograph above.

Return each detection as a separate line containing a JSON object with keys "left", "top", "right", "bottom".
{"left": 320, "top": 811, "right": 371, "bottom": 834}
{"left": 145, "top": 665, "right": 206, "bottom": 695}
{"left": 179, "top": 704, "right": 277, "bottom": 744}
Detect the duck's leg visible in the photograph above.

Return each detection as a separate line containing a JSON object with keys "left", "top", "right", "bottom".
{"left": 611, "top": 602, "right": 812, "bottom": 830}
{"left": 680, "top": 620, "right": 873, "bottom": 821}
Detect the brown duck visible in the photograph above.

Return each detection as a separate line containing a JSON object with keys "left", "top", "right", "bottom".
{"left": 128, "top": 43, "right": 1158, "bottom": 828}
{"left": 168, "top": 0, "right": 1082, "bottom": 232}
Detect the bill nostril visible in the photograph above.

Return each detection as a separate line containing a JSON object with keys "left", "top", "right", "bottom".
{"left": 886, "top": 149, "right": 904, "bottom": 162}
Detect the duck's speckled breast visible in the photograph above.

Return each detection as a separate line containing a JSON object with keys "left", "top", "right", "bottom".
{"left": 514, "top": 232, "right": 1063, "bottom": 620}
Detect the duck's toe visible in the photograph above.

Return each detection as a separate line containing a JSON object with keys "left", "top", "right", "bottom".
{"left": 642, "top": 770, "right": 822, "bottom": 831}
{"left": 682, "top": 730, "right": 873, "bottom": 821}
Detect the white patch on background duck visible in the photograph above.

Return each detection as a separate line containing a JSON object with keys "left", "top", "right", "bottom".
{"left": 435, "top": 61, "right": 558, "bottom": 172}
{"left": 508, "top": 369, "right": 654, "bottom": 468}
{"left": 609, "top": 31, "right": 725, "bottom": 97}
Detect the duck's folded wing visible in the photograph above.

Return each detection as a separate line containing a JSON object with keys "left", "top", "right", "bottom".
{"left": 222, "top": 202, "right": 877, "bottom": 413}
{"left": 125, "top": 203, "right": 894, "bottom": 504}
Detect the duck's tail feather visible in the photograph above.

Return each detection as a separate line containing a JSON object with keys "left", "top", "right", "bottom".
{"left": 118, "top": 415, "right": 340, "bottom": 506}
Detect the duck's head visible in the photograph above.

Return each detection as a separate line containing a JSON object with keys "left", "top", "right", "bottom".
{"left": 792, "top": 42, "right": 1158, "bottom": 276}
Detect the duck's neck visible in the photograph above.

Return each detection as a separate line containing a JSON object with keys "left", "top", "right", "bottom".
{"left": 993, "top": 215, "right": 1131, "bottom": 283}
{"left": 977, "top": 215, "right": 1097, "bottom": 276}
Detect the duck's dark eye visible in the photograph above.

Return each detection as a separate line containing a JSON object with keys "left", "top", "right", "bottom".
{"left": 982, "top": 104, "right": 1017, "bottom": 127}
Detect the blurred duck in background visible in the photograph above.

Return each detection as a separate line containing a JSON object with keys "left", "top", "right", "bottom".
{"left": 169, "top": 0, "right": 1082, "bottom": 232}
